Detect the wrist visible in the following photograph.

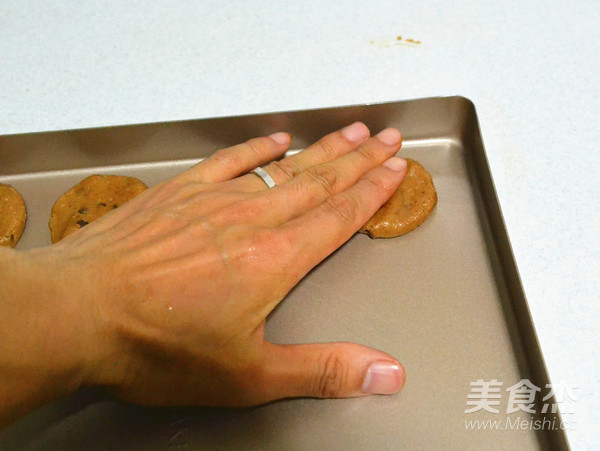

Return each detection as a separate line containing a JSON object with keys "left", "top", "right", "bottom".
{"left": 0, "top": 246, "right": 109, "bottom": 424}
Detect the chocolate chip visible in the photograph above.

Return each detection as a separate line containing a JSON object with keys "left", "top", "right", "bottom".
{"left": 77, "top": 219, "right": 89, "bottom": 228}
{"left": 78, "top": 207, "right": 88, "bottom": 214}
{"left": 98, "top": 202, "right": 107, "bottom": 207}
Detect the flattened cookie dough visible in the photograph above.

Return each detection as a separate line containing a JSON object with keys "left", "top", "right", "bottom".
{"left": 0, "top": 184, "right": 27, "bottom": 247}
{"left": 360, "top": 158, "right": 437, "bottom": 238}
{"left": 49, "top": 174, "right": 147, "bottom": 243}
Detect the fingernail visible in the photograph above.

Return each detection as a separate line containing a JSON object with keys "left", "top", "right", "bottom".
{"left": 362, "top": 361, "right": 404, "bottom": 395}
{"left": 376, "top": 128, "right": 402, "bottom": 145}
{"left": 268, "top": 132, "right": 291, "bottom": 145}
{"left": 341, "top": 122, "right": 369, "bottom": 142}
{"left": 383, "top": 156, "right": 407, "bottom": 172}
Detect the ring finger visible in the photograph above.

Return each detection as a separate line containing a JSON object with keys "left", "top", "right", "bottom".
{"left": 226, "top": 122, "right": 371, "bottom": 192}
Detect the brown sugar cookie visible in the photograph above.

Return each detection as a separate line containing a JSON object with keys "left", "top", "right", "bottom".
{"left": 360, "top": 158, "right": 437, "bottom": 238}
{"left": 49, "top": 174, "right": 147, "bottom": 243}
{"left": 0, "top": 184, "right": 27, "bottom": 247}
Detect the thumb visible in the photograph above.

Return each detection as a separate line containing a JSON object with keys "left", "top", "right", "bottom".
{"left": 260, "top": 342, "right": 405, "bottom": 400}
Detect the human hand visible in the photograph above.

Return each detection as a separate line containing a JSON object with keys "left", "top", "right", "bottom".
{"left": 27, "top": 122, "right": 407, "bottom": 408}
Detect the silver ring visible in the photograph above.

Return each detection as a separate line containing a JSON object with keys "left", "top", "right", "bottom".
{"left": 252, "top": 166, "right": 276, "bottom": 188}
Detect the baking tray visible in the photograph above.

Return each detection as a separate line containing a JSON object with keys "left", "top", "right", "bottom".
{"left": 0, "top": 97, "right": 569, "bottom": 450}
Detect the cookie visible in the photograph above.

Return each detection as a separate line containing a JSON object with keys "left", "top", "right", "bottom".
{"left": 49, "top": 174, "right": 147, "bottom": 243}
{"left": 0, "top": 184, "right": 27, "bottom": 248}
{"left": 360, "top": 158, "right": 437, "bottom": 238}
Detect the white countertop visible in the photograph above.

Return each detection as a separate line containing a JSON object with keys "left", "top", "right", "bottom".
{"left": 1, "top": 1, "right": 598, "bottom": 448}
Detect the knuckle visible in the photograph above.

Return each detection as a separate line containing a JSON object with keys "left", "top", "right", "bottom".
{"left": 268, "top": 160, "right": 299, "bottom": 182}
{"left": 232, "top": 199, "right": 261, "bottom": 221}
{"left": 363, "top": 175, "right": 390, "bottom": 195}
{"left": 251, "top": 227, "right": 287, "bottom": 253}
{"left": 209, "top": 148, "right": 240, "bottom": 169}
{"left": 219, "top": 195, "right": 272, "bottom": 225}
{"left": 267, "top": 229, "right": 295, "bottom": 257}
{"left": 241, "top": 195, "right": 272, "bottom": 216}
{"left": 244, "top": 229, "right": 297, "bottom": 280}
{"left": 315, "top": 137, "right": 339, "bottom": 160}
{"left": 245, "top": 138, "right": 269, "bottom": 158}
{"left": 325, "top": 194, "right": 360, "bottom": 226}
{"left": 313, "top": 352, "right": 348, "bottom": 398}
{"left": 305, "top": 165, "right": 340, "bottom": 196}
{"left": 356, "top": 144, "right": 377, "bottom": 163}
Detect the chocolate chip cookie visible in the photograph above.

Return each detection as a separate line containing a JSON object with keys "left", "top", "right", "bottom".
{"left": 0, "top": 184, "right": 27, "bottom": 247}
{"left": 360, "top": 158, "right": 437, "bottom": 238}
{"left": 49, "top": 174, "right": 147, "bottom": 243}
